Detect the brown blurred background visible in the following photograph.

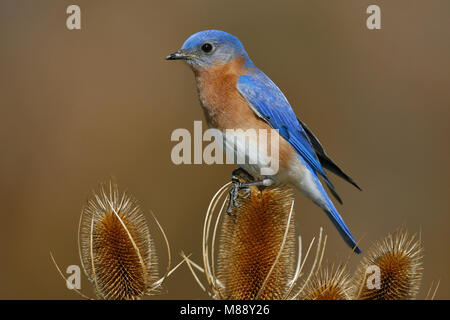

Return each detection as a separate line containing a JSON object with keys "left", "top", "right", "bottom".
{"left": 0, "top": 0, "right": 449, "bottom": 299}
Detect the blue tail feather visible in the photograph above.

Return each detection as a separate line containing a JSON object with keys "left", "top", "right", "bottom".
{"left": 323, "top": 206, "right": 362, "bottom": 254}
{"left": 308, "top": 164, "right": 361, "bottom": 254}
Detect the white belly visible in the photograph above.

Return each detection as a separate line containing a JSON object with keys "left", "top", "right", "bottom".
{"left": 207, "top": 124, "right": 325, "bottom": 207}
{"left": 218, "top": 128, "right": 279, "bottom": 179}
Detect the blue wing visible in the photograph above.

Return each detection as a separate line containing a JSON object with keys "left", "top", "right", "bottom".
{"left": 237, "top": 70, "right": 334, "bottom": 189}
{"left": 237, "top": 70, "right": 361, "bottom": 253}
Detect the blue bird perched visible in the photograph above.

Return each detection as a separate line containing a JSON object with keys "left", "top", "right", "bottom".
{"left": 167, "top": 30, "right": 362, "bottom": 253}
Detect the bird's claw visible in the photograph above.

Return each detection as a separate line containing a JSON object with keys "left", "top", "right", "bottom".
{"left": 242, "top": 188, "right": 251, "bottom": 199}
{"left": 226, "top": 181, "right": 252, "bottom": 215}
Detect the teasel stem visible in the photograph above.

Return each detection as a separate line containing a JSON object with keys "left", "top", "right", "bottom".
{"left": 288, "top": 228, "right": 327, "bottom": 300}
{"left": 50, "top": 252, "right": 91, "bottom": 299}
{"left": 425, "top": 280, "right": 440, "bottom": 300}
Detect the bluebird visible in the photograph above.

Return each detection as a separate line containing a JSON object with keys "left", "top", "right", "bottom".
{"left": 166, "top": 30, "right": 362, "bottom": 253}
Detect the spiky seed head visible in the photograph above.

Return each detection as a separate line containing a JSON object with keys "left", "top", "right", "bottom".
{"left": 79, "top": 181, "right": 159, "bottom": 299}
{"left": 217, "top": 186, "right": 297, "bottom": 300}
{"left": 352, "top": 230, "right": 423, "bottom": 300}
{"left": 301, "top": 265, "right": 352, "bottom": 300}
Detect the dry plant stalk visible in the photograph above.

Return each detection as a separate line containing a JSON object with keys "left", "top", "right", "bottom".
{"left": 301, "top": 265, "right": 352, "bottom": 300}
{"left": 183, "top": 182, "right": 327, "bottom": 300}
{"left": 352, "top": 230, "right": 423, "bottom": 300}
{"left": 79, "top": 181, "right": 161, "bottom": 299}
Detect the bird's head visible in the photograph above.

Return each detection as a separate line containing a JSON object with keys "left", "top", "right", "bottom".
{"left": 166, "top": 30, "right": 253, "bottom": 69}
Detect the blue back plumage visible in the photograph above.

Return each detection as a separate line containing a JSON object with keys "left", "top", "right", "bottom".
{"left": 237, "top": 69, "right": 361, "bottom": 253}
{"left": 238, "top": 70, "right": 329, "bottom": 181}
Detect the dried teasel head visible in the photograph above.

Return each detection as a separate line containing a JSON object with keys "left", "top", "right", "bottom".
{"left": 217, "top": 185, "right": 297, "bottom": 299}
{"left": 352, "top": 230, "right": 423, "bottom": 300}
{"left": 79, "top": 181, "right": 160, "bottom": 299}
{"left": 183, "top": 182, "right": 328, "bottom": 300}
{"left": 300, "top": 265, "right": 352, "bottom": 300}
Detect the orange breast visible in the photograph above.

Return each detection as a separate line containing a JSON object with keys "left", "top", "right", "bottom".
{"left": 193, "top": 57, "right": 295, "bottom": 170}
{"left": 194, "top": 56, "right": 255, "bottom": 129}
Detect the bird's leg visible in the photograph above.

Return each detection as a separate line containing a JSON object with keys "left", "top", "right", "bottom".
{"left": 229, "top": 168, "right": 254, "bottom": 203}
{"left": 226, "top": 170, "right": 274, "bottom": 215}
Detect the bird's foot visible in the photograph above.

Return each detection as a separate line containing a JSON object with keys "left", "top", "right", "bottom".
{"left": 226, "top": 181, "right": 251, "bottom": 215}
{"left": 226, "top": 170, "right": 274, "bottom": 215}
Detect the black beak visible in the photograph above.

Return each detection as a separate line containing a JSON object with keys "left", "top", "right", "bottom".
{"left": 165, "top": 50, "right": 187, "bottom": 60}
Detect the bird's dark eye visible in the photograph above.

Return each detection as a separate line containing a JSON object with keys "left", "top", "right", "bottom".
{"left": 201, "top": 43, "right": 213, "bottom": 53}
